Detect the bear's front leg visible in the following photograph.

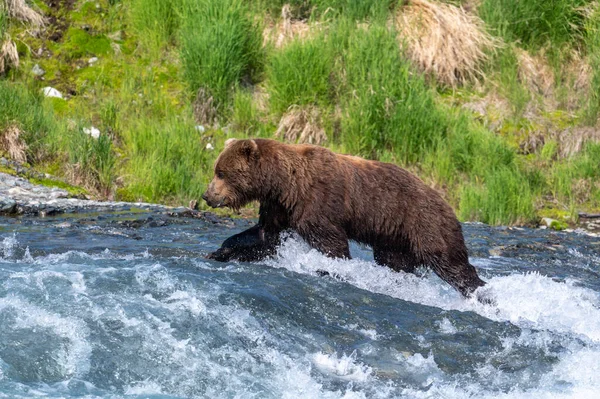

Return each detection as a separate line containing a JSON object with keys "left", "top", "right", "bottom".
{"left": 206, "top": 224, "right": 280, "bottom": 262}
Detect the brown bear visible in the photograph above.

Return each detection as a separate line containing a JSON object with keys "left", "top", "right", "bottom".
{"left": 202, "top": 138, "right": 486, "bottom": 298}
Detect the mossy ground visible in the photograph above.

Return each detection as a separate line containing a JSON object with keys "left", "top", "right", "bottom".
{"left": 2, "top": 0, "right": 599, "bottom": 224}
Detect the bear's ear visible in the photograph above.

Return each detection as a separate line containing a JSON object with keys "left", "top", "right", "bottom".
{"left": 240, "top": 139, "right": 259, "bottom": 159}
{"left": 224, "top": 138, "right": 237, "bottom": 148}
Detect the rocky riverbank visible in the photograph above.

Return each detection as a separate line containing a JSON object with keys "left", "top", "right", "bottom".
{"left": 0, "top": 171, "right": 232, "bottom": 226}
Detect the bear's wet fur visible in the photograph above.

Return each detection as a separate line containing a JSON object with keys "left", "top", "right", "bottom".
{"left": 203, "top": 138, "right": 486, "bottom": 298}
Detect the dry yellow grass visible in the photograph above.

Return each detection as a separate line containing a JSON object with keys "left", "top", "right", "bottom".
{"left": 515, "top": 48, "right": 555, "bottom": 97}
{"left": 395, "top": 0, "right": 497, "bottom": 87}
{"left": 275, "top": 106, "right": 327, "bottom": 145}
{"left": 263, "top": 4, "right": 315, "bottom": 48}
{"left": 0, "top": 37, "right": 18, "bottom": 73}
{"left": 1, "top": 0, "right": 44, "bottom": 73}
{"left": 4, "top": 0, "right": 44, "bottom": 27}
{"left": 556, "top": 127, "right": 600, "bottom": 158}
{"left": 193, "top": 87, "right": 217, "bottom": 126}
{"left": 0, "top": 124, "right": 28, "bottom": 163}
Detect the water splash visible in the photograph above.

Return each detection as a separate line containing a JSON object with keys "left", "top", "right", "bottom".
{"left": 0, "top": 214, "right": 599, "bottom": 398}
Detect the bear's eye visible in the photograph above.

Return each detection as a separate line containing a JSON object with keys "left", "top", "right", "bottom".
{"left": 216, "top": 171, "right": 225, "bottom": 179}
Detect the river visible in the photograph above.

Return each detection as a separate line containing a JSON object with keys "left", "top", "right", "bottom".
{"left": 0, "top": 209, "right": 599, "bottom": 398}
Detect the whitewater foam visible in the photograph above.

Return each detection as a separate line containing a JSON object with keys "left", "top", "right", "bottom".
{"left": 270, "top": 237, "right": 600, "bottom": 341}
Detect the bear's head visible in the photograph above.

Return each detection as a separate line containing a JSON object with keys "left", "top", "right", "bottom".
{"left": 202, "top": 139, "right": 260, "bottom": 210}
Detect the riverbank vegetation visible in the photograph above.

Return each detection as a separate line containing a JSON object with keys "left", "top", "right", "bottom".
{"left": 1, "top": 0, "right": 599, "bottom": 226}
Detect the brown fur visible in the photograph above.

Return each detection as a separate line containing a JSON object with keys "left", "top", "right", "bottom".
{"left": 203, "top": 139, "right": 486, "bottom": 297}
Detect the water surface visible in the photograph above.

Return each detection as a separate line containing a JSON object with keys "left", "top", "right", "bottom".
{"left": 0, "top": 210, "right": 599, "bottom": 398}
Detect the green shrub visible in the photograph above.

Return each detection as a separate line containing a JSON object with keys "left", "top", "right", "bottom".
{"left": 479, "top": 0, "right": 591, "bottom": 50}
{"left": 179, "top": 0, "right": 263, "bottom": 112}
{"left": 267, "top": 36, "right": 333, "bottom": 114}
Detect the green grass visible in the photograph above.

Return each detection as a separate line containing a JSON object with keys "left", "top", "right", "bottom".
{"left": 0, "top": 81, "right": 56, "bottom": 162}
{"left": 0, "top": 5, "right": 7, "bottom": 38}
{"left": 29, "top": 177, "right": 88, "bottom": 197}
{"left": 459, "top": 166, "right": 536, "bottom": 225}
{"left": 121, "top": 116, "right": 211, "bottom": 203}
{"left": 548, "top": 143, "right": 600, "bottom": 213}
{"left": 1, "top": 0, "right": 598, "bottom": 223}
{"left": 492, "top": 46, "right": 531, "bottom": 118}
{"left": 584, "top": 8, "right": 600, "bottom": 125}
{"left": 231, "top": 89, "right": 262, "bottom": 134}
{"left": 179, "top": 0, "right": 263, "bottom": 114}
{"left": 255, "top": 0, "right": 394, "bottom": 21}
{"left": 266, "top": 36, "right": 334, "bottom": 114}
{"left": 67, "top": 128, "right": 116, "bottom": 195}
{"left": 130, "top": 0, "right": 180, "bottom": 53}
{"left": 479, "top": 0, "right": 591, "bottom": 50}
{"left": 59, "top": 27, "right": 112, "bottom": 59}
{"left": 339, "top": 23, "right": 447, "bottom": 162}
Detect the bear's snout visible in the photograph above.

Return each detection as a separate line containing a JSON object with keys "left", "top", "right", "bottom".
{"left": 202, "top": 180, "right": 228, "bottom": 208}
{"left": 202, "top": 189, "right": 221, "bottom": 208}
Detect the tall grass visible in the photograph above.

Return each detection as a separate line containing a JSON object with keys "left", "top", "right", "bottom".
{"left": 130, "top": 0, "right": 180, "bottom": 52}
{"left": 179, "top": 0, "right": 263, "bottom": 112}
{"left": 121, "top": 116, "right": 211, "bottom": 203}
{"left": 255, "top": 0, "right": 394, "bottom": 20}
{"left": 339, "top": 23, "right": 446, "bottom": 162}
{"left": 0, "top": 82, "right": 56, "bottom": 161}
{"left": 231, "top": 89, "right": 262, "bottom": 134}
{"left": 0, "top": 5, "right": 7, "bottom": 38}
{"left": 459, "top": 166, "right": 536, "bottom": 225}
{"left": 313, "top": 0, "right": 394, "bottom": 21}
{"left": 67, "top": 128, "right": 116, "bottom": 195}
{"left": 479, "top": 0, "right": 591, "bottom": 50}
{"left": 584, "top": 7, "right": 600, "bottom": 125}
{"left": 493, "top": 46, "right": 531, "bottom": 117}
{"left": 266, "top": 36, "right": 334, "bottom": 114}
{"left": 548, "top": 143, "right": 600, "bottom": 211}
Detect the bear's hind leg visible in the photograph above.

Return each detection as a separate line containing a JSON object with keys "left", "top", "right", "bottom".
{"left": 373, "top": 247, "right": 418, "bottom": 274}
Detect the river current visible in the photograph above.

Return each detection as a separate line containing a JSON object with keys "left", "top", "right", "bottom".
{"left": 0, "top": 210, "right": 599, "bottom": 398}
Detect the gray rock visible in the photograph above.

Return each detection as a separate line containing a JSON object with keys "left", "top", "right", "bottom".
{"left": 0, "top": 198, "right": 17, "bottom": 214}
{"left": 42, "top": 87, "right": 63, "bottom": 99}
{"left": 32, "top": 64, "right": 45, "bottom": 76}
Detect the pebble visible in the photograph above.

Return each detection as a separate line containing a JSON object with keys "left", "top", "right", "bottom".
{"left": 32, "top": 64, "right": 45, "bottom": 76}
{"left": 42, "top": 87, "right": 63, "bottom": 99}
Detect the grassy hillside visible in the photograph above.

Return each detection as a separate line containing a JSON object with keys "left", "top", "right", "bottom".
{"left": 1, "top": 0, "right": 599, "bottom": 226}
